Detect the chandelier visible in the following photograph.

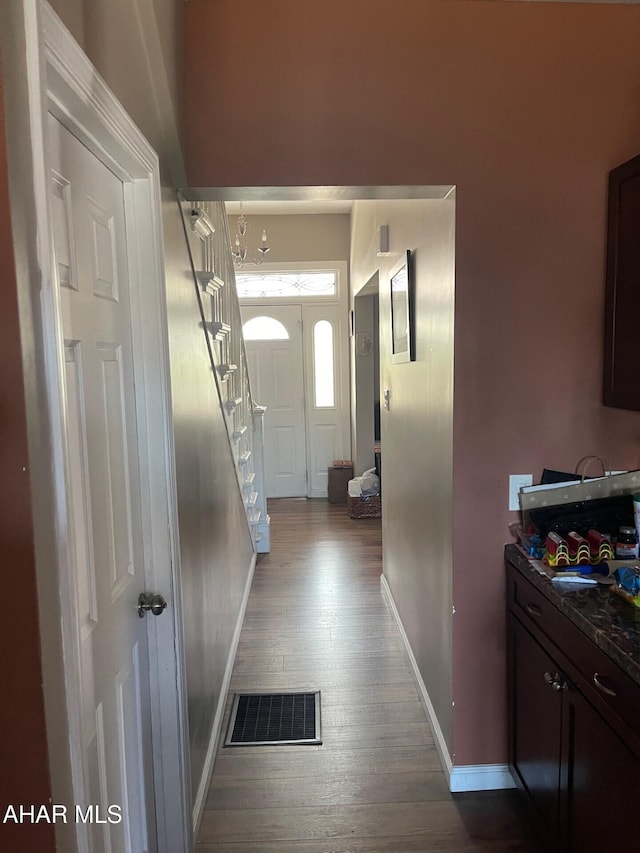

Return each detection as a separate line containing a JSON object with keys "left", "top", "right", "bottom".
{"left": 231, "top": 210, "right": 270, "bottom": 268}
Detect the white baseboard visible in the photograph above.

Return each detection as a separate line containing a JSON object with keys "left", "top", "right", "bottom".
{"left": 380, "top": 574, "right": 515, "bottom": 794}
{"left": 192, "top": 552, "right": 257, "bottom": 835}
{"left": 380, "top": 574, "right": 453, "bottom": 780}
{"left": 450, "top": 764, "right": 515, "bottom": 792}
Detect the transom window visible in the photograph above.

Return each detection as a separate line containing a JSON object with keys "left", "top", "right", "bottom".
{"left": 242, "top": 316, "right": 290, "bottom": 341}
{"left": 236, "top": 272, "right": 336, "bottom": 299}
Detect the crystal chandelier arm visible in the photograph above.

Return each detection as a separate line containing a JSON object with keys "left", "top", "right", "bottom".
{"left": 232, "top": 214, "right": 269, "bottom": 267}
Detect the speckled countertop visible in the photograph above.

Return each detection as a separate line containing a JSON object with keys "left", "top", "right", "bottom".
{"left": 505, "top": 543, "right": 640, "bottom": 687}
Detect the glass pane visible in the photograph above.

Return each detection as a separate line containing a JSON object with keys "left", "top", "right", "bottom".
{"left": 242, "top": 316, "right": 290, "bottom": 341}
{"left": 313, "top": 320, "right": 335, "bottom": 408}
{"left": 237, "top": 272, "right": 336, "bottom": 299}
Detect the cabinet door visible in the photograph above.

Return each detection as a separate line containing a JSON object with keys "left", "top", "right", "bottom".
{"left": 561, "top": 685, "right": 640, "bottom": 853}
{"left": 603, "top": 154, "right": 640, "bottom": 410}
{"left": 509, "top": 615, "right": 563, "bottom": 844}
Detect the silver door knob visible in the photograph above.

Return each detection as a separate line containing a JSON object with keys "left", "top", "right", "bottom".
{"left": 138, "top": 592, "right": 167, "bottom": 618}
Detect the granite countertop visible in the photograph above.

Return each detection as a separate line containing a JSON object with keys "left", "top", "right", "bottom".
{"left": 505, "top": 543, "right": 640, "bottom": 687}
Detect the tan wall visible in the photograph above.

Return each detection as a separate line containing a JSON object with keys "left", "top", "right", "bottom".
{"left": 164, "top": 197, "right": 254, "bottom": 798}
{"left": 0, "top": 74, "right": 56, "bottom": 853}
{"left": 229, "top": 213, "right": 350, "bottom": 264}
{"left": 351, "top": 199, "right": 456, "bottom": 750}
{"left": 185, "top": 0, "right": 640, "bottom": 767}
{"left": 352, "top": 288, "right": 377, "bottom": 476}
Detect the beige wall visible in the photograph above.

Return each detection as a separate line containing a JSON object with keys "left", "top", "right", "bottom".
{"left": 352, "top": 285, "right": 378, "bottom": 476}
{"left": 229, "top": 213, "right": 351, "bottom": 264}
{"left": 185, "top": 0, "right": 640, "bottom": 768}
{"left": 164, "top": 197, "right": 254, "bottom": 799}
{"left": 351, "top": 199, "right": 456, "bottom": 750}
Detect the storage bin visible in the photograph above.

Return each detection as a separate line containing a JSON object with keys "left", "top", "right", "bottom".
{"left": 347, "top": 493, "right": 381, "bottom": 519}
{"left": 328, "top": 465, "right": 353, "bottom": 504}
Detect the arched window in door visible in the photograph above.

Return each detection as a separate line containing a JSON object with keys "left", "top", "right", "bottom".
{"left": 313, "top": 320, "right": 335, "bottom": 408}
{"left": 242, "top": 315, "right": 290, "bottom": 341}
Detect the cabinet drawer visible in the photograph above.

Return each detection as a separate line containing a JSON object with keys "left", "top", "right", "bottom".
{"left": 509, "top": 569, "right": 640, "bottom": 740}
{"left": 563, "top": 630, "right": 640, "bottom": 746}
{"left": 509, "top": 570, "right": 567, "bottom": 645}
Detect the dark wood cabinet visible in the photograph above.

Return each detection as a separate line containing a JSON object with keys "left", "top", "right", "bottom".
{"left": 560, "top": 683, "right": 640, "bottom": 853}
{"left": 603, "top": 154, "right": 640, "bottom": 410}
{"left": 507, "top": 567, "right": 640, "bottom": 852}
{"left": 509, "top": 617, "right": 561, "bottom": 849}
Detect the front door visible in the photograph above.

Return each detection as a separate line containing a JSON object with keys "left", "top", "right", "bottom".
{"left": 50, "top": 113, "right": 157, "bottom": 852}
{"left": 242, "top": 305, "right": 308, "bottom": 497}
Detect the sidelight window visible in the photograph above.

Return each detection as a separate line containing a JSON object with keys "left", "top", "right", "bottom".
{"left": 313, "top": 320, "right": 335, "bottom": 408}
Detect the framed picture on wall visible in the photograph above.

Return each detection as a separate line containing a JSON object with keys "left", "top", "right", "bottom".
{"left": 390, "top": 250, "right": 414, "bottom": 363}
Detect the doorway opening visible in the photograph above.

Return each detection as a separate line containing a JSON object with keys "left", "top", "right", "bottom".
{"left": 237, "top": 262, "right": 351, "bottom": 498}
{"left": 353, "top": 272, "right": 381, "bottom": 478}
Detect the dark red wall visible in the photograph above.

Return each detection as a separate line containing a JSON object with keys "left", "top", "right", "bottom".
{"left": 185, "top": 0, "right": 640, "bottom": 766}
{"left": 0, "top": 78, "right": 55, "bottom": 852}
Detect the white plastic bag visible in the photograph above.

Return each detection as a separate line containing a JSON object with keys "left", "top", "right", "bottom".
{"left": 360, "top": 467, "right": 380, "bottom": 496}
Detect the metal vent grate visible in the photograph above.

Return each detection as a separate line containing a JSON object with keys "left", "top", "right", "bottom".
{"left": 225, "top": 691, "right": 322, "bottom": 747}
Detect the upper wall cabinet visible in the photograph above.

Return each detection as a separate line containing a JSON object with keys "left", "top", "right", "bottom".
{"left": 603, "top": 154, "right": 640, "bottom": 410}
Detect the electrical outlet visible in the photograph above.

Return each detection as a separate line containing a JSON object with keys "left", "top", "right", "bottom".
{"left": 509, "top": 474, "right": 533, "bottom": 511}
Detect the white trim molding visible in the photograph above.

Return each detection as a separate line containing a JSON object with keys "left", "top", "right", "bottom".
{"left": 380, "top": 574, "right": 515, "bottom": 794}
{"left": 449, "top": 764, "right": 515, "bottom": 793}
{"left": 192, "top": 552, "right": 258, "bottom": 836}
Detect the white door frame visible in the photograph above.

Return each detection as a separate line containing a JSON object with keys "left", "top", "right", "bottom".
{"left": 1, "top": 3, "right": 191, "bottom": 852}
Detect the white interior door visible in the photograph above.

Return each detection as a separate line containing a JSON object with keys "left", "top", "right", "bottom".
{"left": 242, "top": 305, "right": 307, "bottom": 497}
{"left": 50, "top": 113, "right": 157, "bottom": 853}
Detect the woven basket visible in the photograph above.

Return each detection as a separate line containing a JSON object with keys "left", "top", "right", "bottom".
{"left": 347, "top": 493, "right": 381, "bottom": 519}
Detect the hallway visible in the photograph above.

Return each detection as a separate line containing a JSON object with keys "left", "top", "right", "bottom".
{"left": 196, "top": 499, "right": 538, "bottom": 851}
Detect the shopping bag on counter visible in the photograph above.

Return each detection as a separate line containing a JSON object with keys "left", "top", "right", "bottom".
{"left": 520, "top": 456, "right": 640, "bottom": 516}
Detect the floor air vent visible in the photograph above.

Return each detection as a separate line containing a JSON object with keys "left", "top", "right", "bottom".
{"left": 225, "top": 691, "right": 322, "bottom": 747}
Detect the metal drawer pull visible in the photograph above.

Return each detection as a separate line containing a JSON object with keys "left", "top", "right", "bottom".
{"left": 544, "top": 671, "right": 567, "bottom": 691}
{"left": 593, "top": 673, "right": 617, "bottom": 697}
{"left": 526, "top": 602, "right": 542, "bottom": 617}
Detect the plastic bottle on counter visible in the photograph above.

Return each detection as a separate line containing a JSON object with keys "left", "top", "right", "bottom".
{"left": 616, "top": 526, "right": 639, "bottom": 560}
{"left": 633, "top": 493, "right": 640, "bottom": 544}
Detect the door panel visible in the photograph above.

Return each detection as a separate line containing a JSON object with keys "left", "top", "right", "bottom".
{"left": 303, "top": 305, "right": 350, "bottom": 497}
{"left": 310, "top": 423, "right": 339, "bottom": 489}
{"left": 242, "top": 305, "right": 307, "bottom": 497}
{"left": 49, "top": 113, "right": 156, "bottom": 853}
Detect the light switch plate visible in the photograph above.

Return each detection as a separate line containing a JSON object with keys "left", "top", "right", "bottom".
{"left": 509, "top": 474, "right": 533, "bottom": 511}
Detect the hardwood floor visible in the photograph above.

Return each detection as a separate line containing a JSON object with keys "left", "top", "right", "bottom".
{"left": 197, "top": 499, "right": 539, "bottom": 852}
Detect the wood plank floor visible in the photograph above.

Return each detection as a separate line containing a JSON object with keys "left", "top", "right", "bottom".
{"left": 197, "top": 498, "right": 539, "bottom": 852}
